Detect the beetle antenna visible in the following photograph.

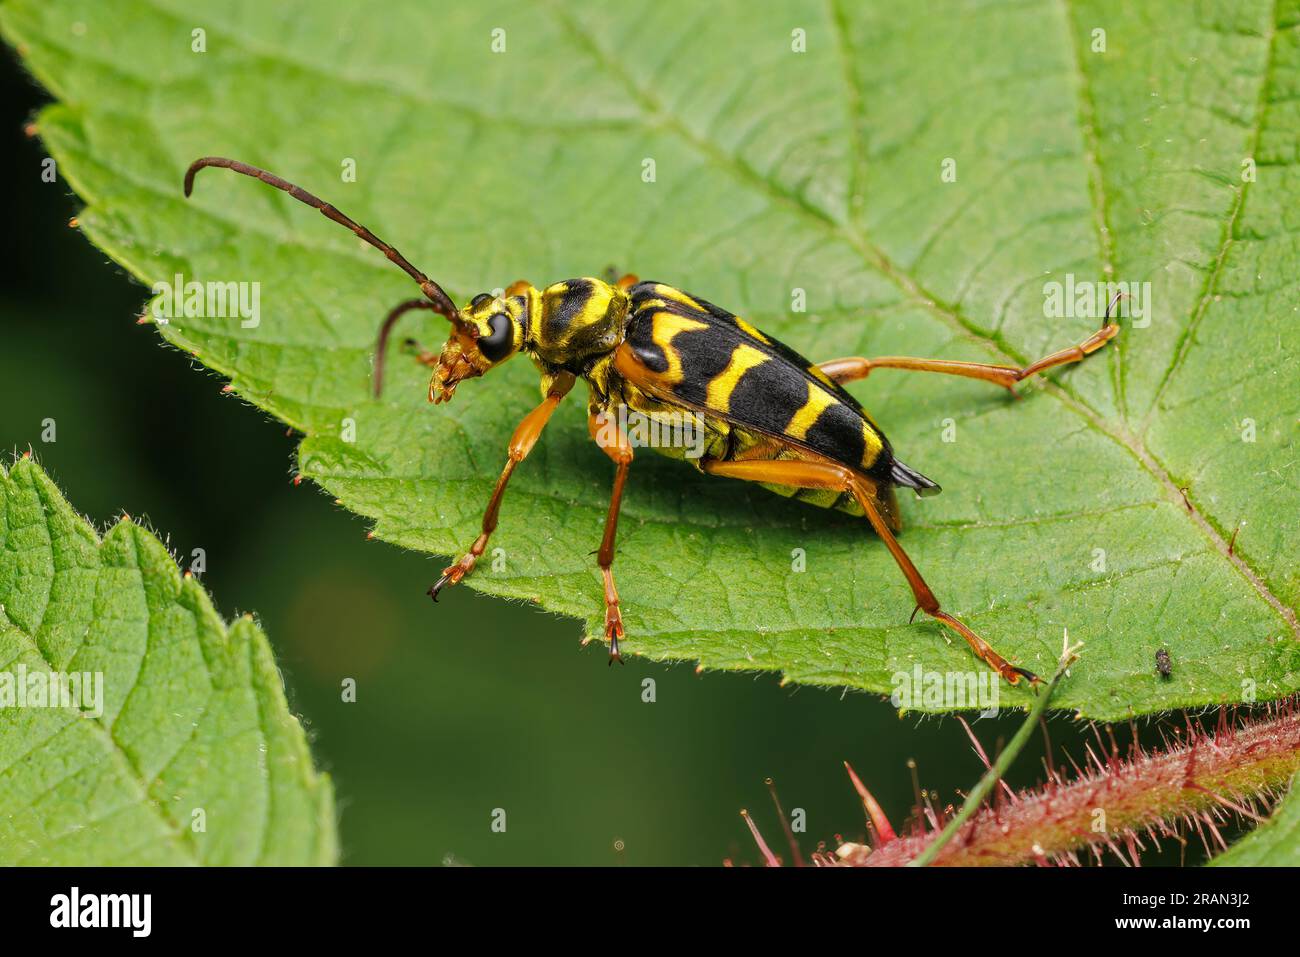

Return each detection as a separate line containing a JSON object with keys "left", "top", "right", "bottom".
{"left": 183, "top": 156, "right": 459, "bottom": 318}
{"left": 373, "top": 298, "right": 440, "bottom": 398}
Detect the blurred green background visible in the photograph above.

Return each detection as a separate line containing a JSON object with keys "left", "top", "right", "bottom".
{"left": 1, "top": 49, "right": 1204, "bottom": 867}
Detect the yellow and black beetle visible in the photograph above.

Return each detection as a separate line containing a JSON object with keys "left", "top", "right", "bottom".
{"left": 185, "top": 157, "right": 1122, "bottom": 686}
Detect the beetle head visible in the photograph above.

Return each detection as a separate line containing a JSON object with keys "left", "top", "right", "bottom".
{"left": 429, "top": 292, "right": 529, "bottom": 403}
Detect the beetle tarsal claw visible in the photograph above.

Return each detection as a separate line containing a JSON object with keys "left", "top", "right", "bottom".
{"left": 605, "top": 605, "right": 625, "bottom": 665}
{"left": 429, "top": 556, "right": 475, "bottom": 599}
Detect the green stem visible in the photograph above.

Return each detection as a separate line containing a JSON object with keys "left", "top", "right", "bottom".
{"left": 907, "top": 653, "right": 1071, "bottom": 867}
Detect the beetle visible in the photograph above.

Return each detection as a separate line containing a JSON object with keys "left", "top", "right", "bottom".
{"left": 184, "top": 156, "right": 1122, "bottom": 686}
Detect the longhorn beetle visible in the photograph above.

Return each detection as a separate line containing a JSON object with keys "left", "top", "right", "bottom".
{"left": 184, "top": 156, "right": 1123, "bottom": 685}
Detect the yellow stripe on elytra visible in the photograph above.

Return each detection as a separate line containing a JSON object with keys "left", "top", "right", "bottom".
{"left": 733, "top": 316, "right": 771, "bottom": 344}
{"left": 650, "top": 284, "right": 705, "bottom": 312}
{"left": 808, "top": 364, "right": 836, "bottom": 388}
{"left": 705, "top": 344, "right": 770, "bottom": 412}
{"left": 652, "top": 283, "right": 774, "bottom": 347}
{"left": 860, "top": 420, "right": 884, "bottom": 468}
{"left": 650, "top": 311, "right": 709, "bottom": 384}
{"left": 786, "top": 381, "right": 840, "bottom": 440}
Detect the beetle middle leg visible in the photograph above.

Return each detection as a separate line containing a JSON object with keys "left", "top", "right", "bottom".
{"left": 428, "top": 373, "right": 576, "bottom": 600}
{"left": 701, "top": 455, "right": 1038, "bottom": 686}
{"left": 601, "top": 266, "right": 641, "bottom": 290}
{"left": 587, "top": 408, "right": 634, "bottom": 664}
{"left": 818, "top": 293, "right": 1124, "bottom": 393}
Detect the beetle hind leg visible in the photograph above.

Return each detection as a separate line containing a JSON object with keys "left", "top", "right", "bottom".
{"left": 701, "top": 456, "right": 1038, "bottom": 686}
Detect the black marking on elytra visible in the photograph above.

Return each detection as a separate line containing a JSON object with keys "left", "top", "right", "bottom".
{"left": 804, "top": 403, "right": 867, "bottom": 469}
{"left": 725, "top": 361, "right": 807, "bottom": 436}
{"left": 627, "top": 284, "right": 900, "bottom": 478}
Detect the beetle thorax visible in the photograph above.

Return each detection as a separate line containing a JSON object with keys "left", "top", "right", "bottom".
{"left": 527, "top": 278, "right": 630, "bottom": 370}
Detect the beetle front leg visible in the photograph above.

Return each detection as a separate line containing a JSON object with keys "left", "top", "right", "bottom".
{"left": 428, "top": 373, "right": 575, "bottom": 599}
{"left": 588, "top": 408, "right": 634, "bottom": 664}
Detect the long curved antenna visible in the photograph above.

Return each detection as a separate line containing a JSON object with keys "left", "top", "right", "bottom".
{"left": 183, "top": 156, "right": 459, "bottom": 319}
{"left": 373, "top": 298, "right": 440, "bottom": 398}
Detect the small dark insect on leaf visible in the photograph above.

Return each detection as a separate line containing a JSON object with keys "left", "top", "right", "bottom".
{"left": 1155, "top": 648, "right": 1172, "bottom": 678}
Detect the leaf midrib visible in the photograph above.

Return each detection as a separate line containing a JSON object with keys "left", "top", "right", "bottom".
{"left": 1057, "top": 0, "right": 1123, "bottom": 415}
{"left": 1142, "top": 0, "right": 1282, "bottom": 431}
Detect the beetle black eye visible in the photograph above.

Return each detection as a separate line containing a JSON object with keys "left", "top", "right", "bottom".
{"left": 470, "top": 293, "right": 492, "bottom": 309}
{"left": 478, "top": 312, "right": 514, "bottom": 362}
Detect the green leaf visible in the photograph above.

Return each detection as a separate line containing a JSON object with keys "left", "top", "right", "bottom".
{"left": 0, "top": 457, "right": 336, "bottom": 865}
{"left": 3, "top": 0, "right": 1297, "bottom": 719}
{"left": 1213, "top": 772, "right": 1300, "bottom": 866}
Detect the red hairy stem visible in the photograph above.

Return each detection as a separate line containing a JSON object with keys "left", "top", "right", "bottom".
{"left": 843, "top": 699, "right": 1300, "bottom": 867}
